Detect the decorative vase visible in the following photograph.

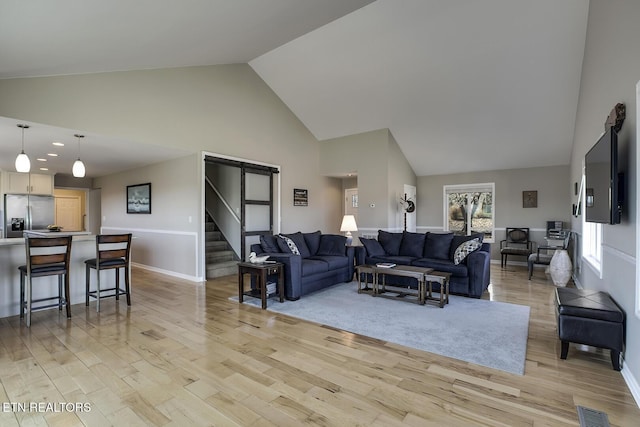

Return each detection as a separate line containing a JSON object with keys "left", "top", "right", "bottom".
{"left": 549, "top": 249, "right": 572, "bottom": 287}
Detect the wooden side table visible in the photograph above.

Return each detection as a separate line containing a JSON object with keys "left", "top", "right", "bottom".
{"left": 237, "top": 262, "right": 284, "bottom": 309}
{"left": 424, "top": 271, "right": 451, "bottom": 308}
{"left": 356, "top": 264, "right": 375, "bottom": 294}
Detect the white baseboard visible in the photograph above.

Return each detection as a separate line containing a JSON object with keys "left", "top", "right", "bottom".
{"left": 621, "top": 367, "right": 640, "bottom": 408}
{"left": 132, "top": 262, "right": 205, "bottom": 283}
{"left": 571, "top": 275, "right": 583, "bottom": 289}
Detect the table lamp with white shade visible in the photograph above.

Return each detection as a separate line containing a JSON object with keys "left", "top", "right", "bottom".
{"left": 340, "top": 215, "right": 358, "bottom": 245}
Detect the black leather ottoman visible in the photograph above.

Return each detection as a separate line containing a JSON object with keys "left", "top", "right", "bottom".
{"left": 555, "top": 287, "right": 624, "bottom": 371}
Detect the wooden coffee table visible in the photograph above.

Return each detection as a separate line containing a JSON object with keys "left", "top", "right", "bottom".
{"left": 372, "top": 265, "right": 433, "bottom": 305}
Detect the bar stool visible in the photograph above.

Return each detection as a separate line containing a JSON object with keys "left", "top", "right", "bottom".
{"left": 85, "top": 234, "right": 132, "bottom": 312}
{"left": 19, "top": 235, "right": 73, "bottom": 327}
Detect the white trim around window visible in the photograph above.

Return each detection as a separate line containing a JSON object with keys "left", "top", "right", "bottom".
{"left": 443, "top": 182, "right": 495, "bottom": 243}
{"left": 581, "top": 220, "right": 603, "bottom": 279}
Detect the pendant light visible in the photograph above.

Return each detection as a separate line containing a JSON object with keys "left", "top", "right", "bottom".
{"left": 72, "top": 133, "right": 86, "bottom": 178}
{"left": 15, "top": 124, "right": 31, "bottom": 173}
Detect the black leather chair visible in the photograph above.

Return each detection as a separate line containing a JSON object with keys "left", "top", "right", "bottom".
{"left": 500, "top": 227, "right": 533, "bottom": 267}
{"left": 19, "top": 235, "right": 73, "bottom": 327}
{"left": 85, "top": 234, "right": 132, "bottom": 312}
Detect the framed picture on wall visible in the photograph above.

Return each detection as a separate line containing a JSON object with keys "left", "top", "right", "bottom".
{"left": 293, "top": 188, "right": 308, "bottom": 206}
{"left": 127, "top": 183, "right": 152, "bottom": 214}
{"left": 522, "top": 190, "right": 537, "bottom": 208}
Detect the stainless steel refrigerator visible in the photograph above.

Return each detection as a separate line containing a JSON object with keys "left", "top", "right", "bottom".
{"left": 4, "top": 194, "right": 55, "bottom": 238}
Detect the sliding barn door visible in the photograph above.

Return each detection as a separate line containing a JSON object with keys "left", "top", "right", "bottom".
{"left": 242, "top": 166, "right": 276, "bottom": 260}
{"left": 205, "top": 155, "right": 278, "bottom": 261}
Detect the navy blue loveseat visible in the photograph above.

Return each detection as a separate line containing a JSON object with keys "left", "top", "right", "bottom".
{"left": 355, "top": 230, "right": 490, "bottom": 298}
{"left": 250, "top": 231, "right": 355, "bottom": 300}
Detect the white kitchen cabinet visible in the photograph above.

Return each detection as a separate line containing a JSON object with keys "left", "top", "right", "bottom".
{"left": 3, "top": 172, "right": 54, "bottom": 195}
{"left": 5, "top": 172, "right": 29, "bottom": 193}
{"left": 29, "top": 173, "right": 54, "bottom": 194}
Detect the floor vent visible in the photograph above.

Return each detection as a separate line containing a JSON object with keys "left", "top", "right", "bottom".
{"left": 577, "top": 406, "right": 610, "bottom": 427}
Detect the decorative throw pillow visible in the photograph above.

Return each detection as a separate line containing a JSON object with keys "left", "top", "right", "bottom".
{"left": 453, "top": 238, "right": 482, "bottom": 265}
{"left": 399, "top": 231, "right": 426, "bottom": 258}
{"left": 449, "top": 232, "right": 484, "bottom": 260}
{"left": 280, "top": 232, "right": 311, "bottom": 258}
{"left": 378, "top": 230, "right": 402, "bottom": 256}
{"left": 277, "top": 235, "right": 300, "bottom": 255}
{"left": 423, "top": 232, "right": 454, "bottom": 260}
{"left": 317, "top": 234, "right": 347, "bottom": 256}
{"left": 260, "top": 234, "right": 281, "bottom": 253}
{"left": 303, "top": 231, "right": 322, "bottom": 256}
{"left": 360, "top": 238, "right": 386, "bottom": 257}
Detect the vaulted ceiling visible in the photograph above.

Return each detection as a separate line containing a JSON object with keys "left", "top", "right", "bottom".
{"left": 0, "top": 0, "right": 589, "bottom": 177}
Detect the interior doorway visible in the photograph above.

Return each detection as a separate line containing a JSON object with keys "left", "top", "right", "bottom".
{"left": 344, "top": 186, "right": 359, "bottom": 244}
{"left": 204, "top": 155, "right": 280, "bottom": 264}
{"left": 345, "top": 188, "right": 358, "bottom": 217}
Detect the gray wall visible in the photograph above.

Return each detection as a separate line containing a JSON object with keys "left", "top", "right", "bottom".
{"left": 387, "top": 132, "right": 417, "bottom": 230}
{"left": 320, "top": 129, "right": 391, "bottom": 231}
{"left": 417, "top": 165, "right": 570, "bottom": 227}
{"left": 569, "top": 0, "right": 639, "bottom": 399}
{"left": 95, "top": 153, "right": 201, "bottom": 278}
{"left": 416, "top": 165, "right": 570, "bottom": 259}
{"left": 319, "top": 128, "right": 416, "bottom": 234}
{"left": 317, "top": 177, "right": 345, "bottom": 235}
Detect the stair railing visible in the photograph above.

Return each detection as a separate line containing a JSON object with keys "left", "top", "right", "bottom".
{"left": 206, "top": 176, "right": 240, "bottom": 224}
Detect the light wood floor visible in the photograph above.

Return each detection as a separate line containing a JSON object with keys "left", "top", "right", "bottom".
{"left": 1, "top": 264, "right": 638, "bottom": 426}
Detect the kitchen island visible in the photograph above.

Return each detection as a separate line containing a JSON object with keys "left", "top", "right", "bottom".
{"left": 25, "top": 230, "right": 93, "bottom": 237}
{"left": 0, "top": 233, "right": 98, "bottom": 319}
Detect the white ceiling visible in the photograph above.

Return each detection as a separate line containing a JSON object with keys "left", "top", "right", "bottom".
{"left": 0, "top": 0, "right": 589, "bottom": 178}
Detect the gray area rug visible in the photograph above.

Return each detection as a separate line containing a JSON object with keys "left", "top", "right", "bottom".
{"left": 232, "top": 282, "right": 530, "bottom": 375}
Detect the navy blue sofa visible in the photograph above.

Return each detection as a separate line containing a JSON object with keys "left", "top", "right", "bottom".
{"left": 250, "top": 231, "right": 355, "bottom": 300}
{"left": 355, "top": 230, "right": 491, "bottom": 298}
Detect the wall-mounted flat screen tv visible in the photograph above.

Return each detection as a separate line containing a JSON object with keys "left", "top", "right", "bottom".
{"left": 584, "top": 126, "right": 622, "bottom": 224}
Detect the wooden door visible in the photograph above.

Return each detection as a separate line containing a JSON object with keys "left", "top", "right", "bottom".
{"left": 55, "top": 195, "right": 83, "bottom": 231}
{"left": 242, "top": 167, "right": 276, "bottom": 261}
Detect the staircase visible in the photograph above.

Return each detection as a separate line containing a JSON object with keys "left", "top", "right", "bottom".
{"left": 205, "top": 220, "right": 238, "bottom": 279}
